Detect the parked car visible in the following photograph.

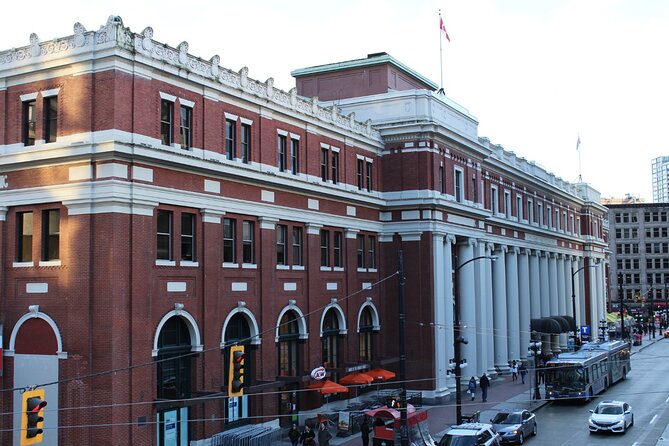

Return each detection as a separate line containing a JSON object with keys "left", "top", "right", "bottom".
{"left": 438, "top": 422, "right": 501, "bottom": 446}
{"left": 588, "top": 400, "right": 633, "bottom": 434}
{"left": 490, "top": 410, "right": 537, "bottom": 444}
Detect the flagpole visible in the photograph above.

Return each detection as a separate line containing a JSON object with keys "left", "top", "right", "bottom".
{"left": 438, "top": 10, "right": 444, "bottom": 94}
{"left": 576, "top": 135, "right": 582, "bottom": 182}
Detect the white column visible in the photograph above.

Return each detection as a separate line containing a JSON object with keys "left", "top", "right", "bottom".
{"left": 548, "top": 253, "right": 559, "bottom": 316}
{"left": 493, "top": 245, "right": 508, "bottom": 369}
{"left": 506, "top": 247, "right": 521, "bottom": 363}
{"left": 589, "top": 259, "right": 598, "bottom": 339}
{"left": 475, "top": 240, "right": 488, "bottom": 377}
{"left": 556, "top": 254, "right": 568, "bottom": 350}
{"left": 458, "top": 239, "right": 478, "bottom": 379}
{"left": 576, "top": 258, "right": 586, "bottom": 330}
{"left": 572, "top": 258, "right": 582, "bottom": 331}
{"left": 529, "top": 250, "right": 541, "bottom": 319}
{"left": 433, "top": 233, "right": 453, "bottom": 394}
{"left": 518, "top": 249, "right": 531, "bottom": 358}
{"left": 539, "top": 252, "right": 550, "bottom": 316}
{"left": 485, "top": 243, "right": 497, "bottom": 376}
{"left": 595, "top": 260, "right": 605, "bottom": 334}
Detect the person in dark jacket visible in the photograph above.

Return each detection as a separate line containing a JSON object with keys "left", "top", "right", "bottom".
{"left": 299, "top": 425, "right": 315, "bottom": 445}
{"left": 288, "top": 424, "right": 301, "bottom": 446}
{"left": 318, "top": 422, "right": 332, "bottom": 446}
{"left": 480, "top": 373, "right": 490, "bottom": 402}
{"left": 360, "top": 417, "right": 371, "bottom": 446}
{"left": 468, "top": 376, "right": 477, "bottom": 400}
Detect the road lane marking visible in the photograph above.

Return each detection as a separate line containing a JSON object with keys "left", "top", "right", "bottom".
{"left": 650, "top": 414, "right": 658, "bottom": 424}
{"left": 666, "top": 396, "right": 669, "bottom": 403}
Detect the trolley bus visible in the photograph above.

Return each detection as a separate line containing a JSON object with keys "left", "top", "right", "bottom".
{"left": 544, "top": 340, "right": 631, "bottom": 401}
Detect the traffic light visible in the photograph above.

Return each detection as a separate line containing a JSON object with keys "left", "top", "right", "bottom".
{"left": 21, "top": 389, "right": 47, "bottom": 445}
{"left": 228, "top": 345, "right": 245, "bottom": 397}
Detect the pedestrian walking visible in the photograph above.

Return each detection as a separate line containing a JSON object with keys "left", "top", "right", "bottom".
{"left": 480, "top": 373, "right": 490, "bottom": 402}
{"left": 318, "top": 422, "right": 332, "bottom": 446}
{"left": 300, "top": 425, "right": 315, "bottom": 445}
{"left": 519, "top": 362, "right": 527, "bottom": 384}
{"left": 289, "top": 424, "right": 301, "bottom": 446}
{"left": 360, "top": 417, "right": 371, "bottom": 446}
{"left": 468, "top": 376, "right": 477, "bottom": 401}
{"left": 511, "top": 360, "right": 518, "bottom": 381}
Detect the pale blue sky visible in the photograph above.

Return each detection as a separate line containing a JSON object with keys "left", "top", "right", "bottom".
{"left": 2, "top": 0, "right": 667, "bottom": 201}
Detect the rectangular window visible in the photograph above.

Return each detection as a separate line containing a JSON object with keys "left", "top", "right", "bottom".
{"left": 504, "top": 191, "right": 511, "bottom": 218}
{"left": 242, "top": 221, "right": 255, "bottom": 264}
{"left": 241, "top": 123, "right": 251, "bottom": 163}
{"left": 277, "top": 224, "right": 287, "bottom": 266}
{"left": 226, "top": 119, "right": 236, "bottom": 160}
{"left": 321, "top": 148, "right": 329, "bottom": 182}
{"left": 547, "top": 206, "right": 553, "bottom": 228}
{"left": 290, "top": 138, "right": 299, "bottom": 174}
{"left": 278, "top": 134, "right": 287, "bottom": 172}
{"left": 357, "top": 159, "right": 364, "bottom": 190}
{"left": 22, "top": 100, "right": 36, "bottom": 146}
{"left": 491, "top": 186, "right": 498, "bottom": 214}
{"left": 516, "top": 195, "right": 522, "bottom": 220}
{"left": 160, "top": 100, "right": 174, "bottom": 146}
{"left": 179, "top": 105, "right": 192, "bottom": 149}
{"left": 223, "top": 218, "right": 236, "bottom": 263}
{"left": 439, "top": 166, "right": 444, "bottom": 193}
{"left": 366, "top": 161, "right": 373, "bottom": 192}
{"left": 331, "top": 151, "right": 339, "bottom": 184}
{"left": 528, "top": 199, "right": 534, "bottom": 223}
{"left": 320, "top": 230, "right": 330, "bottom": 267}
{"left": 454, "top": 169, "right": 464, "bottom": 203}
{"left": 334, "top": 231, "right": 343, "bottom": 268}
{"left": 157, "top": 210, "right": 172, "bottom": 260}
{"left": 180, "top": 213, "right": 195, "bottom": 261}
{"left": 17, "top": 211, "right": 33, "bottom": 262}
{"left": 42, "top": 209, "right": 60, "bottom": 261}
{"left": 555, "top": 210, "right": 560, "bottom": 230}
{"left": 356, "top": 235, "right": 365, "bottom": 268}
{"left": 368, "top": 236, "right": 377, "bottom": 269}
{"left": 292, "top": 227, "right": 303, "bottom": 266}
{"left": 43, "top": 96, "right": 58, "bottom": 143}
{"left": 538, "top": 203, "right": 544, "bottom": 226}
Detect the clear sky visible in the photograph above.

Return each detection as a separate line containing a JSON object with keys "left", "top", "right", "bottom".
{"left": 3, "top": 0, "right": 667, "bottom": 201}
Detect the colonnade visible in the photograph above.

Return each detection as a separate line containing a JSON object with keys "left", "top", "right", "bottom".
{"left": 432, "top": 234, "right": 607, "bottom": 398}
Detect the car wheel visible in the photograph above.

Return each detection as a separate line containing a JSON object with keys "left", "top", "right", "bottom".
{"left": 621, "top": 423, "right": 626, "bottom": 434}
{"left": 630, "top": 415, "right": 634, "bottom": 427}
{"left": 518, "top": 432, "right": 524, "bottom": 444}
{"left": 532, "top": 422, "right": 538, "bottom": 436}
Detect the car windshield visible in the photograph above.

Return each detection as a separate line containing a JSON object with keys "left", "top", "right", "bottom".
{"left": 442, "top": 435, "right": 477, "bottom": 446}
{"left": 596, "top": 405, "right": 623, "bottom": 415}
{"left": 545, "top": 365, "right": 584, "bottom": 388}
{"left": 492, "top": 412, "right": 521, "bottom": 424}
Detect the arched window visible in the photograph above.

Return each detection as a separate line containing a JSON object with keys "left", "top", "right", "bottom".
{"left": 322, "top": 309, "right": 340, "bottom": 369}
{"left": 224, "top": 313, "right": 252, "bottom": 424}
{"left": 359, "top": 307, "right": 374, "bottom": 362}
{"left": 157, "top": 317, "right": 192, "bottom": 400}
{"left": 278, "top": 311, "right": 300, "bottom": 376}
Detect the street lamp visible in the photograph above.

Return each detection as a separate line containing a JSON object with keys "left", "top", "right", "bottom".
{"left": 452, "top": 254, "right": 497, "bottom": 425}
{"left": 618, "top": 273, "right": 626, "bottom": 341}
{"left": 571, "top": 263, "right": 597, "bottom": 346}
{"left": 528, "top": 334, "right": 542, "bottom": 400}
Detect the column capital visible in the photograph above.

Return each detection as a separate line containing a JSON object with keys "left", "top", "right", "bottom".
{"left": 495, "top": 245, "right": 508, "bottom": 254}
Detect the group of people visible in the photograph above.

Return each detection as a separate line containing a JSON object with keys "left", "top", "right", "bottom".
{"left": 509, "top": 360, "right": 528, "bottom": 384}
{"left": 467, "top": 373, "right": 490, "bottom": 402}
{"left": 288, "top": 422, "right": 333, "bottom": 446}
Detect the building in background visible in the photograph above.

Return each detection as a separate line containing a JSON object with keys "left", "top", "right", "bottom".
{"left": 652, "top": 156, "right": 669, "bottom": 203}
{"left": 0, "top": 17, "right": 609, "bottom": 445}
{"left": 606, "top": 203, "right": 669, "bottom": 326}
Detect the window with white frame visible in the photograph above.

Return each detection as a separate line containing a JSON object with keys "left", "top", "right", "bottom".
{"left": 454, "top": 168, "right": 464, "bottom": 203}
{"left": 547, "top": 206, "right": 552, "bottom": 228}
{"left": 504, "top": 191, "right": 511, "bottom": 218}
{"left": 528, "top": 199, "right": 534, "bottom": 223}
{"left": 516, "top": 195, "right": 523, "bottom": 220}
{"left": 538, "top": 203, "right": 544, "bottom": 226}
{"left": 491, "top": 185, "right": 498, "bottom": 214}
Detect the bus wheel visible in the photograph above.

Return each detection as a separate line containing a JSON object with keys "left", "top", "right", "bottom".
{"left": 622, "top": 368, "right": 627, "bottom": 380}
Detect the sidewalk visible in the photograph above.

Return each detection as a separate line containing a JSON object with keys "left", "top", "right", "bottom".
{"left": 277, "top": 335, "right": 663, "bottom": 446}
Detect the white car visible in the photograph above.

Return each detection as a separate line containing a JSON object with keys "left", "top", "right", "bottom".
{"left": 588, "top": 400, "right": 633, "bottom": 434}
{"left": 438, "top": 423, "right": 502, "bottom": 446}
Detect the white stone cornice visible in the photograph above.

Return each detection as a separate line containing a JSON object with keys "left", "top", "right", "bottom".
{"left": 201, "top": 208, "right": 225, "bottom": 224}
{"left": 259, "top": 216, "right": 279, "bottom": 230}
{"left": 399, "top": 231, "right": 422, "bottom": 242}
{"left": 0, "top": 206, "right": 6, "bottom": 221}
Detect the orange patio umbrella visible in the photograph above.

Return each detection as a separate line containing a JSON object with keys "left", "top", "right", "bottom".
{"left": 306, "top": 379, "right": 349, "bottom": 394}
{"left": 339, "top": 371, "right": 374, "bottom": 385}
{"left": 364, "top": 368, "right": 396, "bottom": 381}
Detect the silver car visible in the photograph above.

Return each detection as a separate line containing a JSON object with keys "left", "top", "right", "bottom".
{"left": 588, "top": 400, "right": 633, "bottom": 434}
{"left": 490, "top": 410, "right": 537, "bottom": 444}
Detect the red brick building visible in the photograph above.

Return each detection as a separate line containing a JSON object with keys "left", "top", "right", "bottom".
{"left": 0, "top": 17, "right": 608, "bottom": 445}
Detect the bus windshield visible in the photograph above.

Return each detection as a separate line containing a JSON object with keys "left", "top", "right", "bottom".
{"left": 546, "top": 365, "right": 584, "bottom": 389}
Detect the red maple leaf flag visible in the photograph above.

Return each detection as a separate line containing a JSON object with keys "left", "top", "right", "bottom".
{"left": 440, "top": 16, "right": 450, "bottom": 42}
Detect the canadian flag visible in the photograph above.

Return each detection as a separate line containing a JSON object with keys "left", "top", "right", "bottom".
{"left": 440, "top": 17, "right": 450, "bottom": 42}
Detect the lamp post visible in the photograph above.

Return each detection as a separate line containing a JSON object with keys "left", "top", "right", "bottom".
{"left": 618, "top": 273, "right": 625, "bottom": 341}
{"left": 397, "top": 249, "right": 408, "bottom": 446}
{"left": 571, "top": 263, "right": 597, "bottom": 347}
{"left": 528, "top": 333, "right": 542, "bottom": 400}
{"left": 664, "top": 283, "right": 668, "bottom": 331}
{"left": 452, "top": 254, "right": 496, "bottom": 425}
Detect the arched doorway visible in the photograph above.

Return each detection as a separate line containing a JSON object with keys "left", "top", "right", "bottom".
{"left": 277, "top": 310, "right": 301, "bottom": 427}
{"left": 156, "top": 316, "right": 192, "bottom": 446}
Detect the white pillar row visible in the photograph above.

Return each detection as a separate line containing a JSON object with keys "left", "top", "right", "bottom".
{"left": 556, "top": 254, "right": 568, "bottom": 351}
{"left": 492, "top": 245, "right": 509, "bottom": 369}
{"left": 518, "top": 249, "right": 531, "bottom": 360}
{"left": 432, "top": 233, "right": 454, "bottom": 394}
{"left": 474, "top": 240, "right": 488, "bottom": 377}
{"left": 529, "top": 250, "right": 541, "bottom": 319}
{"left": 457, "top": 239, "right": 478, "bottom": 379}
{"left": 539, "top": 252, "right": 550, "bottom": 317}
{"left": 506, "top": 247, "right": 521, "bottom": 364}
{"left": 548, "top": 253, "right": 559, "bottom": 317}
{"left": 485, "top": 243, "right": 497, "bottom": 377}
